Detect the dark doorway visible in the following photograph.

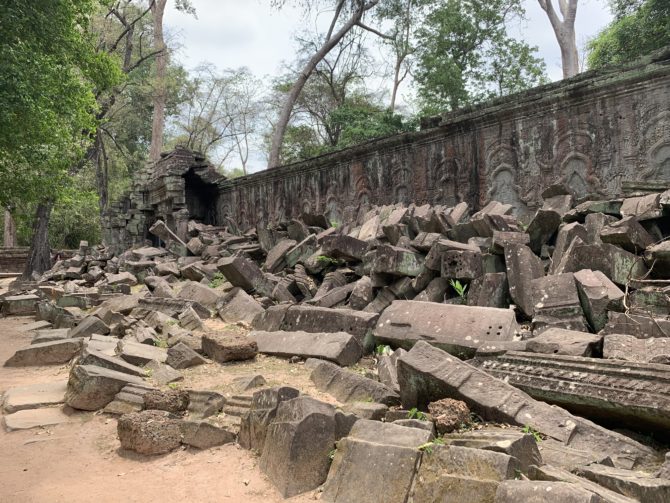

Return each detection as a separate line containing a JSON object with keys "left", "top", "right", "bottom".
{"left": 183, "top": 169, "right": 219, "bottom": 225}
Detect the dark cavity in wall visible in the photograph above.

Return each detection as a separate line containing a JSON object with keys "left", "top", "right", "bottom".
{"left": 183, "top": 168, "right": 219, "bottom": 225}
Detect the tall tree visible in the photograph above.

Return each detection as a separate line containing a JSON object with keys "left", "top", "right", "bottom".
{"left": 0, "top": 0, "right": 120, "bottom": 277}
{"left": 537, "top": 0, "right": 579, "bottom": 78}
{"left": 267, "top": 0, "right": 380, "bottom": 168}
{"left": 149, "top": 0, "right": 168, "bottom": 162}
{"left": 414, "top": 0, "right": 547, "bottom": 114}
{"left": 587, "top": 0, "right": 670, "bottom": 69}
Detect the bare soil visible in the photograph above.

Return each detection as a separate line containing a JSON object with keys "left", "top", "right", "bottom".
{"left": 0, "top": 311, "right": 320, "bottom": 503}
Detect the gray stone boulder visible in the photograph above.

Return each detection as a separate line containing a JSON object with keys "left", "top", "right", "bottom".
{"left": 166, "top": 342, "right": 207, "bottom": 369}
{"left": 238, "top": 386, "right": 300, "bottom": 452}
{"left": 322, "top": 420, "right": 432, "bottom": 503}
{"left": 251, "top": 330, "right": 362, "bottom": 366}
{"left": 68, "top": 316, "right": 110, "bottom": 338}
{"left": 409, "top": 445, "right": 521, "bottom": 503}
{"left": 310, "top": 359, "right": 400, "bottom": 405}
{"left": 526, "top": 328, "right": 603, "bottom": 357}
{"left": 77, "top": 346, "right": 146, "bottom": 377}
{"left": 180, "top": 420, "right": 236, "bottom": 449}
{"left": 65, "top": 364, "right": 145, "bottom": 411}
{"left": 4, "top": 338, "right": 83, "bottom": 366}
{"left": 116, "top": 340, "right": 167, "bottom": 366}
{"left": 259, "top": 396, "right": 339, "bottom": 497}
{"left": 201, "top": 331, "right": 257, "bottom": 363}
{"left": 216, "top": 287, "right": 264, "bottom": 325}
{"left": 494, "top": 481, "right": 602, "bottom": 502}
{"left": 176, "top": 281, "right": 221, "bottom": 309}
{"left": 117, "top": 410, "right": 182, "bottom": 455}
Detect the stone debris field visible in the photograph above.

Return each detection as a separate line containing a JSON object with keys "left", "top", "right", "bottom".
{"left": 2, "top": 183, "right": 670, "bottom": 502}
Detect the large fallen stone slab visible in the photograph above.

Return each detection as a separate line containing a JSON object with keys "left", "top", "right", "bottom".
{"left": 137, "top": 298, "right": 209, "bottom": 322}
{"left": 180, "top": 419, "right": 236, "bottom": 449}
{"left": 320, "top": 235, "right": 368, "bottom": 261}
{"left": 529, "top": 463, "right": 641, "bottom": 503}
{"left": 371, "top": 245, "right": 424, "bottom": 277}
{"left": 32, "top": 328, "right": 71, "bottom": 344}
{"left": 531, "top": 273, "right": 588, "bottom": 333}
{"left": 554, "top": 242, "right": 649, "bottom": 286}
{"left": 251, "top": 330, "right": 362, "bottom": 366}
{"left": 238, "top": 386, "right": 300, "bottom": 452}
{"left": 2, "top": 294, "right": 39, "bottom": 315}
{"left": 373, "top": 300, "right": 519, "bottom": 358}
{"left": 65, "top": 364, "right": 145, "bottom": 411}
{"left": 117, "top": 410, "right": 182, "bottom": 455}
{"left": 504, "top": 244, "right": 544, "bottom": 318}
{"left": 255, "top": 304, "right": 379, "bottom": 341}
{"left": 4, "top": 406, "right": 74, "bottom": 432}
{"left": 603, "top": 334, "right": 670, "bottom": 364}
{"left": 216, "top": 287, "right": 264, "bottom": 325}
{"left": 494, "top": 480, "right": 602, "bottom": 503}
{"left": 259, "top": 396, "right": 340, "bottom": 498}
{"left": 472, "top": 351, "right": 670, "bottom": 433}
{"left": 116, "top": 340, "right": 167, "bottom": 366}
{"left": 4, "top": 338, "right": 83, "bottom": 367}
{"left": 322, "top": 420, "right": 431, "bottom": 503}
{"left": 217, "top": 255, "right": 273, "bottom": 297}
{"left": 441, "top": 426, "right": 542, "bottom": 473}
{"left": 525, "top": 328, "right": 603, "bottom": 357}
{"left": 397, "top": 342, "right": 654, "bottom": 468}
{"left": 602, "top": 312, "right": 670, "bottom": 338}
{"left": 176, "top": 281, "right": 221, "bottom": 309}
{"left": 574, "top": 269, "right": 624, "bottom": 332}
{"left": 573, "top": 464, "right": 670, "bottom": 502}
{"left": 2, "top": 380, "right": 67, "bottom": 414}
{"left": 409, "top": 444, "right": 521, "bottom": 503}
{"left": 77, "top": 346, "right": 147, "bottom": 377}
{"left": 310, "top": 359, "right": 400, "bottom": 405}
{"left": 68, "top": 315, "right": 110, "bottom": 338}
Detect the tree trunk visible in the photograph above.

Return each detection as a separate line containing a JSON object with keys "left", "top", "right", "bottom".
{"left": 22, "top": 201, "right": 53, "bottom": 280}
{"left": 267, "top": 1, "right": 378, "bottom": 168}
{"left": 538, "top": 0, "right": 579, "bottom": 79}
{"left": 558, "top": 27, "right": 579, "bottom": 78}
{"left": 3, "top": 208, "right": 16, "bottom": 247}
{"left": 149, "top": 0, "right": 168, "bottom": 162}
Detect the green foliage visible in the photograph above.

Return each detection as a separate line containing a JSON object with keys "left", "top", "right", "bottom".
{"left": 414, "top": 0, "right": 547, "bottom": 114}
{"left": 521, "top": 425, "right": 543, "bottom": 443}
{"left": 449, "top": 279, "right": 468, "bottom": 298}
{"left": 209, "top": 272, "right": 226, "bottom": 288}
{"left": 587, "top": 0, "right": 670, "bottom": 69}
{"left": 167, "top": 382, "right": 181, "bottom": 390}
{"left": 154, "top": 338, "right": 169, "bottom": 349}
{"left": 375, "top": 344, "right": 392, "bottom": 356}
{"left": 328, "top": 448, "right": 337, "bottom": 460}
{"left": 0, "top": 0, "right": 121, "bottom": 208}
{"left": 316, "top": 255, "right": 344, "bottom": 266}
{"left": 408, "top": 407, "right": 428, "bottom": 421}
{"left": 418, "top": 437, "right": 444, "bottom": 454}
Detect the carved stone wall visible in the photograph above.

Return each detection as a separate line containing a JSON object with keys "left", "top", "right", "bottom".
{"left": 215, "top": 49, "right": 670, "bottom": 229}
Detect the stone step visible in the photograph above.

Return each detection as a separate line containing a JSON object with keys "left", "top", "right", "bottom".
{"left": 472, "top": 351, "right": 670, "bottom": 434}
{"left": 3, "top": 406, "right": 74, "bottom": 431}
{"left": 2, "top": 380, "right": 67, "bottom": 414}
{"left": 103, "top": 383, "right": 154, "bottom": 416}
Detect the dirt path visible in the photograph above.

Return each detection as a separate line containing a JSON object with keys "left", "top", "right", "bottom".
{"left": 0, "top": 315, "right": 316, "bottom": 503}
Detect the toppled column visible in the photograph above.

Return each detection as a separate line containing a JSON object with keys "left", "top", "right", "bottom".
{"left": 148, "top": 220, "right": 187, "bottom": 256}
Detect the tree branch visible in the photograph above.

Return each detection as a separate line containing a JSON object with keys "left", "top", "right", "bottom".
{"left": 356, "top": 22, "right": 393, "bottom": 40}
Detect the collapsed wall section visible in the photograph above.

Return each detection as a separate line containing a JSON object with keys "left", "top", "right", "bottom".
{"left": 215, "top": 49, "right": 670, "bottom": 230}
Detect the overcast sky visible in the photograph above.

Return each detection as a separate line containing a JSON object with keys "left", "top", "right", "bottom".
{"left": 162, "top": 0, "right": 614, "bottom": 171}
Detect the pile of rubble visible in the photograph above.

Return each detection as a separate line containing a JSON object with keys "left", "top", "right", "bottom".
{"left": 2, "top": 184, "right": 670, "bottom": 502}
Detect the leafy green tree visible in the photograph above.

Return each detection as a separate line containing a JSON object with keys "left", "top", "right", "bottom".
{"left": 414, "top": 0, "right": 547, "bottom": 115}
{"left": 0, "top": 0, "right": 121, "bottom": 276}
{"left": 587, "top": 0, "right": 670, "bottom": 69}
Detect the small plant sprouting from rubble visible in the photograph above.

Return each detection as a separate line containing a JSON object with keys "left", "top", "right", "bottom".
{"left": 522, "top": 425, "right": 543, "bottom": 443}
{"left": 418, "top": 437, "right": 444, "bottom": 454}
{"left": 375, "top": 344, "right": 392, "bottom": 356}
{"left": 209, "top": 272, "right": 226, "bottom": 288}
{"left": 328, "top": 448, "right": 337, "bottom": 460}
{"left": 153, "top": 338, "right": 168, "bottom": 348}
{"left": 316, "top": 255, "right": 344, "bottom": 267}
{"left": 407, "top": 407, "right": 428, "bottom": 421}
{"left": 449, "top": 279, "right": 467, "bottom": 302}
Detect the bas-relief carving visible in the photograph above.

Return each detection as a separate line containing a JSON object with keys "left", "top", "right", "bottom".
{"left": 639, "top": 109, "right": 670, "bottom": 181}
{"left": 553, "top": 124, "right": 604, "bottom": 199}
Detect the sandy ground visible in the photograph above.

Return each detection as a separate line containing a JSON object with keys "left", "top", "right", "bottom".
{"left": 0, "top": 307, "right": 322, "bottom": 503}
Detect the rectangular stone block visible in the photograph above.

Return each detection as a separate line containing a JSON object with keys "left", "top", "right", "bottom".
{"left": 504, "top": 244, "right": 544, "bottom": 318}
{"left": 374, "top": 300, "right": 519, "bottom": 358}
{"left": 574, "top": 269, "right": 624, "bottom": 332}
{"left": 217, "top": 255, "right": 273, "bottom": 297}
{"left": 603, "top": 333, "right": 670, "bottom": 364}
{"left": 251, "top": 330, "right": 363, "bottom": 366}
{"left": 2, "top": 294, "right": 39, "bottom": 315}
{"left": 371, "top": 245, "right": 424, "bottom": 277}
{"left": 4, "top": 338, "right": 83, "bottom": 367}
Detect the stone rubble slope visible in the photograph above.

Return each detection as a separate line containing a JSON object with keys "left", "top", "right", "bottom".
{"left": 1, "top": 183, "right": 669, "bottom": 501}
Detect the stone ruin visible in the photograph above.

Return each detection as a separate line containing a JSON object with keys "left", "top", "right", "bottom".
{"left": 2, "top": 51, "right": 670, "bottom": 502}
